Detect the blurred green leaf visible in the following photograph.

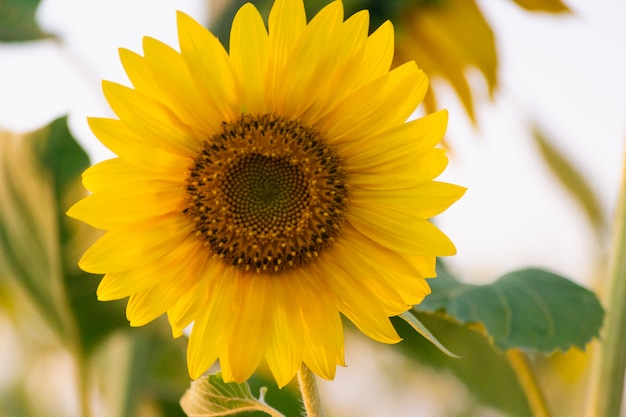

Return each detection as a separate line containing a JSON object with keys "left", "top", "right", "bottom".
{"left": 0, "top": 0, "right": 49, "bottom": 42}
{"left": 419, "top": 265, "right": 604, "bottom": 353}
{"left": 0, "top": 385, "right": 38, "bottom": 417}
{"left": 121, "top": 330, "right": 190, "bottom": 417}
{"left": 393, "top": 313, "right": 533, "bottom": 417}
{"left": 180, "top": 373, "right": 285, "bottom": 417}
{"left": 0, "top": 123, "right": 73, "bottom": 340}
{"left": 534, "top": 128, "right": 606, "bottom": 239}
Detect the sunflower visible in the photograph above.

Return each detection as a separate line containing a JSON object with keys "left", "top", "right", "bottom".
{"left": 67, "top": 0, "right": 465, "bottom": 387}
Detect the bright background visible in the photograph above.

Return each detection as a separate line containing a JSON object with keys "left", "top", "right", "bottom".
{"left": 0, "top": 0, "right": 625, "bottom": 415}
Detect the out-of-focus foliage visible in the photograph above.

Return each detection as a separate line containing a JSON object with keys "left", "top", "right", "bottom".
{"left": 393, "top": 313, "right": 533, "bottom": 417}
{"left": 533, "top": 128, "right": 607, "bottom": 241}
{"left": 0, "top": 121, "right": 75, "bottom": 340}
{"left": 0, "top": 0, "right": 49, "bottom": 42}
{"left": 0, "top": 119, "right": 194, "bottom": 417}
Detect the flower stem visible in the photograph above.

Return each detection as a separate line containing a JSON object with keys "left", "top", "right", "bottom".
{"left": 506, "top": 349, "right": 551, "bottom": 417}
{"left": 591, "top": 150, "right": 626, "bottom": 417}
{"left": 297, "top": 363, "right": 326, "bottom": 417}
{"left": 74, "top": 349, "right": 93, "bottom": 417}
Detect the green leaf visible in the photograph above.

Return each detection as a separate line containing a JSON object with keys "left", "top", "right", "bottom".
{"left": 533, "top": 128, "right": 606, "bottom": 239}
{"left": 398, "top": 310, "right": 461, "bottom": 358}
{"left": 0, "top": 123, "right": 73, "bottom": 340}
{"left": 246, "top": 374, "right": 303, "bottom": 417}
{"left": 180, "top": 373, "right": 285, "bottom": 417}
{"left": 420, "top": 265, "right": 604, "bottom": 353}
{"left": 393, "top": 313, "right": 533, "bottom": 417}
{"left": 113, "top": 329, "right": 190, "bottom": 417}
{"left": 0, "top": 0, "right": 49, "bottom": 42}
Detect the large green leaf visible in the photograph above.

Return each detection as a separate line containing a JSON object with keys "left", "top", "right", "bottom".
{"left": 180, "top": 373, "right": 285, "bottom": 417}
{"left": 419, "top": 265, "right": 604, "bottom": 353}
{"left": 115, "top": 328, "right": 190, "bottom": 417}
{"left": 0, "top": 0, "right": 49, "bottom": 42}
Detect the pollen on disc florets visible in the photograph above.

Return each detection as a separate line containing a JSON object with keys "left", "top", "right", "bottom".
{"left": 184, "top": 113, "right": 349, "bottom": 274}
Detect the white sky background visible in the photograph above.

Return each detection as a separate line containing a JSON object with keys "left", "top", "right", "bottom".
{"left": 0, "top": 0, "right": 624, "bottom": 288}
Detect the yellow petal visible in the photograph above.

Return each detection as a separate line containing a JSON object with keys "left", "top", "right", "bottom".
{"left": 96, "top": 236, "right": 207, "bottom": 301}
{"left": 87, "top": 117, "right": 191, "bottom": 173}
{"left": 80, "top": 158, "right": 186, "bottom": 193}
{"left": 78, "top": 214, "right": 193, "bottom": 273}
{"left": 347, "top": 148, "right": 449, "bottom": 190}
{"left": 300, "top": 10, "right": 370, "bottom": 123}
{"left": 167, "top": 273, "right": 212, "bottom": 338}
{"left": 176, "top": 11, "right": 239, "bottom": 123}
{"left": 67, "top": 179, "right": 185, "bottom": 229}
{"left": 266, "top": 0, "right": 307, "bottom": 96}
{"left": 126, "top": 244, "right": 206, "bottom": 326}
{"left": 139, "top": 36, "right": 223, "bottom": 137}
{"left": 265, "top": 275, "right": 304, "bottom": 388}
{"left": 338, "top": 110, "right": 448, "bottom": 166}
{"left": 102, "top": 80, "right": 202, "bottom": 153}
{"left": 318, "top": 62, "right": 428, "bottom": 143}
{"left": 269, "top": 0, "right": 344, "bottom": 117}
{"left": 229, "top": 3, "right": 269, "bottom": 113}
{"left": 396, "top": 0, "right": 497, "bottom": 122}
{"left": 336, "top": 226, "right": 432, "bottom": 305}
{"left": 220, "top": 273, "right": 273, "bottom": 383}
{"left": 355, "top": 20, "right": 394, "bottom": 86}
{"left": 295, "top": 268, "right": 344, "bottom": 380}
{"left": 348, "top": 205, "right": 457, "bottom": 256}
{"left": 351, "top": 181, "right": 466, "bottom": 220}
{"left": 314, "top": 252, "right": 403, "bottom": 344}
{"left": 512, "top": 0, "right": 570, "bottom": 12}
{"left": 187, "top": 269, "right": 239, "bottom": 379}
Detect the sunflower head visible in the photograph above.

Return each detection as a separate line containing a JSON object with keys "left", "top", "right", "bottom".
{"left": 68, "top": 0, "right": 464, "bottom": 387}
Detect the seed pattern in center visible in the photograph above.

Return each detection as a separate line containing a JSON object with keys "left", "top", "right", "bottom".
{"left": 184, "top": 113, "right": 348, "bottom": 274}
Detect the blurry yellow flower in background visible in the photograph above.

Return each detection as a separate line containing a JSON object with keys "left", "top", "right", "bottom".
{"left": 67, "top": 0, "right": 464, "bottom": 388}
{"left": 393, "top": 0, "right": 569, "bottom": 123}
